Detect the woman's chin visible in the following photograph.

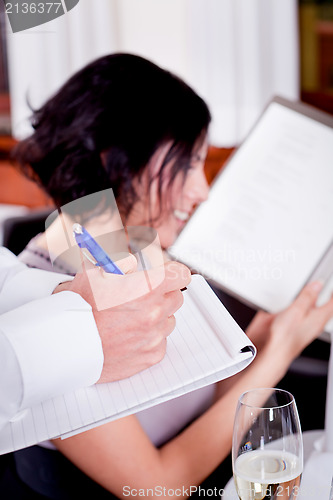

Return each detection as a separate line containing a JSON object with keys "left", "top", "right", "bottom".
{"left": 155, "top": 216, "right": 187, "bottom": 249}
{"left": 158, "top": 230, "right": 178, "bottom": 250}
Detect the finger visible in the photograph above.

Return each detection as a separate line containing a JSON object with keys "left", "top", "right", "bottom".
{"left": 245, "top": 310, "right": 276, "bottom": 344}
{"left": 146, "top": 316, "right": 176, "bottom": 350}
{"left": 148, "top": 337, "right": 168, "bottom": 366}
{"left": 310, "top": 293, "right": 333, "bottom": 329}
{"left": 78, "top": 248, "right": 95, "bottom": 273}
{"left": 115, "top": 253, "right": 138, "bottom": 274}
{"left": 162, "top": 261, "right": 192, "bottom": 293}
{"left": 137, "top": 261, "right": 191, "bottom": 293}
{"left": 163, "top": 289, "right": 184, "bottom": 317}
{"left": 157, "top": 315, "right": 176, "bottom": 338}
{"left": 247, "top": 310, "right": 276, "bottom": 332}
{"left": 293, "top": 281, "right": 324, "bottom": 315}
{"left": 165, "top": 315, "right": 176, "bottom": 337}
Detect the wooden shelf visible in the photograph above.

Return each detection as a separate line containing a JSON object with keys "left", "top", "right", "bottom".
{"left": 301, "top": 90, "right": 333, "bottom": 115}
{"left": 0, "top": 94, "right": 10, "bottom": 114}
{"left": 0, "top": 159, "right": 52, "bottom": 208}
{"left": 205, "top": 146, "right": 234, "bottom": 184}
{"left": 0, "top": 135, "right": 51, "bottom": 208}
{"left": 0, "top": 135, "right": 16, "bottom": 156}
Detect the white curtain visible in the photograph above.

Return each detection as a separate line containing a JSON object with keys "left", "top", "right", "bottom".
{"left": 187, "top": 0, "right": 300, "bottom": 146}
{"left": 6, "top": 0, "right": 119, "bottom": 138}
{"left": 6, "top": 0, "right": 299, "bottom": 146}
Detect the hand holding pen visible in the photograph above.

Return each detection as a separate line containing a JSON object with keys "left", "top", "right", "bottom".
{"left": 54, "top": 223, "right": 193, "bottom": 382}
{"left": 73, "top": 223, "right": 124, "bottom": 275}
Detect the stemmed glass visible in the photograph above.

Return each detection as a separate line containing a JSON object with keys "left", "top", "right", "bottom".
{"left": 232, "top": 388, "right": 303, "bottom": 500}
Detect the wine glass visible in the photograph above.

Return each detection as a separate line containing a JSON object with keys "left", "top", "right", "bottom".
{"left": 232, "top": 388, "right": 303, "bottom": 499}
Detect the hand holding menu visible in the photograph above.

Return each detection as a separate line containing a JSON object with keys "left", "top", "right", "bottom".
{"left": 171, "top": 98, "right": 333, "bottom": 333}
{"left": 0, "top": 275, "right": 255, "bottom": 455}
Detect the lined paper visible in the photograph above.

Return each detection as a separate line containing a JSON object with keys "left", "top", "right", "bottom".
{"left": 0, "top": 275, "right": 255, "bottom": 454}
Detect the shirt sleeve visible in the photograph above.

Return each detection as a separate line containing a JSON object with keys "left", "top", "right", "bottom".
{"left": 0, "top": 246, "right": 73, "bottom": 313}
{"left": 0, "top": 248, "right": 104, "bottom": 429}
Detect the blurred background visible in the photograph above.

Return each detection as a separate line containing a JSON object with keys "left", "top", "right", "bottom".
{"left": 0, "top": 0, "right": 332, "bottom": 434}
{"left": 0, "top": 0, "right": 332, "bottom": 212}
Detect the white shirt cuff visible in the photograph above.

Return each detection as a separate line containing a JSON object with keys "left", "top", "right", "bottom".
{"left": 0, "top": 291, "right": 103, "bottom": 410}
{"left": 0, "top": 266, "right": 72, "bottom": 314}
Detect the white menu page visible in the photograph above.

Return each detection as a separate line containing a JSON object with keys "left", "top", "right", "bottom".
{"left": 171, "top": 99, "right": 333, "bottom": 325}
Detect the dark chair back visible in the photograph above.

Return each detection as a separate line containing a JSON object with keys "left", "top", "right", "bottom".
{"left": 2, "top": 208, "right": 54, "bottom": 255}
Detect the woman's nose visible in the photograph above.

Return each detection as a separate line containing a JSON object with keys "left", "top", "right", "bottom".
{"left": 185, "top": 169, "right": 210, "bottom": 204}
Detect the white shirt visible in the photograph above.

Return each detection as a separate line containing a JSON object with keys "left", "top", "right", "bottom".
{"left": 0, "top": 247, "right": 103, "bottom": 431}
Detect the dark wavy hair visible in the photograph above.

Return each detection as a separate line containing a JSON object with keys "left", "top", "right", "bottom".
{"left": 13, "top": 53, "right": 211, "bottom": 220}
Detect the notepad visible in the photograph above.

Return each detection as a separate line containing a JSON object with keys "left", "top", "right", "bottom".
{"left": 170, "top": 98, "right": 333, "bottom": 333}
{"left": 0, "top": 275, "right": 255, "bottom": 454}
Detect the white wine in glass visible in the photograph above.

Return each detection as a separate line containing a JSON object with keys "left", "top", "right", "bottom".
{"left": 232, "top": 388, "right": 303, "bottom": 500}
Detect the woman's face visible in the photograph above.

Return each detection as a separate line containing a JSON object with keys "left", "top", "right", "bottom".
{"left": 127, "top": 139, "right": 209, "bottom": 249}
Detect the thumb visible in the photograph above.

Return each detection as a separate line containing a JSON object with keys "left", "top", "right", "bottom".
{"left": 116, "top": 253, "right": 138, "bottom": 274}
{"left": 293, "top": 280, "right": 324, "bottom": 315}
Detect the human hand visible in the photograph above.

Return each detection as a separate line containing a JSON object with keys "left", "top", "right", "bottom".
{"left": 264, "top": 281, "right": 333, "bottom": 362}
{"left": 54, "top": 257, "right": 191, "bottom": 383}
{"left": 245, "top": 311, "right": 277, "bottom": 351}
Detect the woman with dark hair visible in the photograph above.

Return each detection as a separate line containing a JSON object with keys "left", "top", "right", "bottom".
{"left": 16, "top": 53, "right": 211, "bottom": 274}
{"left": 11, "top": 54, "right": 333, "bottom": 499}
{"left": 15, "top": 53, "right": 210, "bottom": 235}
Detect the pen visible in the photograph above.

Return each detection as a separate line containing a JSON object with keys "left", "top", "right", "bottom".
{"left": 73, "top": 223, "right": 124, "bottom": 275}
